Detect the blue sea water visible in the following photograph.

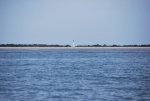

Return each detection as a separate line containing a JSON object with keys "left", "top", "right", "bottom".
{"left": 0, "top": 48, "right": 150, "bottom": 101}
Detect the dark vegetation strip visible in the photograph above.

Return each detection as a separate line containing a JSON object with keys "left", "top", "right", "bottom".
{"left": 0, "top": 44, "right": 150, "bottom": 47}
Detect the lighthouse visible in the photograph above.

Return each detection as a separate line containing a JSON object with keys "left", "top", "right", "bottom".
{"left": 72, "top": 40, "right": 75, "bottom": 47}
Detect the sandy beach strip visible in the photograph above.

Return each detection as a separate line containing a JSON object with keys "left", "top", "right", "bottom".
{"left": 0, "top": 47, "right": 150, "bottom": 50}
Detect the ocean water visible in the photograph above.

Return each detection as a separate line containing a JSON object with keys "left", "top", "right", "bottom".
{"left": 0, "top": 48, "right": 150, "bottom": 101}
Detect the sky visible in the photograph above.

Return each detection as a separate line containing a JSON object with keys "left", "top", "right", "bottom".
{"left": 0, "top": 0, "right": 150, "bottom": 45}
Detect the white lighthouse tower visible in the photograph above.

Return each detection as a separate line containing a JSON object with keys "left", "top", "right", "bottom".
{"left": 72, "top": 40, "right": 75, "bottom": 47}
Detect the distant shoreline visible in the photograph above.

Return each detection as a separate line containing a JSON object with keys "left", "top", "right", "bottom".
{"left": 0, "top": 47, "right": 150, "bottom": 49}
{"left": 0, "top": 44, "right": 150, "bottom": 48}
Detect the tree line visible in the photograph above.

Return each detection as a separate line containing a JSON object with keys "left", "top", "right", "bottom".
{"left": 0, "top": 44, "right": 150, "bottom": 47}
{"left": 76, "top": 44, "right": 150, "bottom": 47}
{"left": 0, "top": 44, "right": 71, "bottom": 47}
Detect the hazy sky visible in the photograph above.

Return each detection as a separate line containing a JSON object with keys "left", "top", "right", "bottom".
{"left": 0, "top": 0, "right": 150, "bottom": 45}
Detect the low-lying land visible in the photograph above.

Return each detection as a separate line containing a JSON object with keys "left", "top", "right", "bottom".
{"left": 0, "top": 44, "right": 150, "bottom": 47}
{"left": 0, "top": 47, "right": 150, "bottom": 50}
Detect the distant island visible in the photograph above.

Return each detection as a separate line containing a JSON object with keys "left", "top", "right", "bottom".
{"left": 0, "top": 44, "right": 150, "bottom": 47}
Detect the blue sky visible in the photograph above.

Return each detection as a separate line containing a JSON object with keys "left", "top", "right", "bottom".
{"left": 0, "top": 0, "right": 150, "bottom": 45}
